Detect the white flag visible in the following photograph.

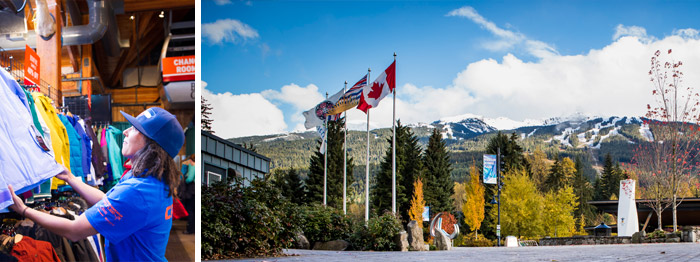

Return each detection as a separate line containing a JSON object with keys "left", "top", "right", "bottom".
{"left": 303, "top": 88, "right": 344, "bottom": 129}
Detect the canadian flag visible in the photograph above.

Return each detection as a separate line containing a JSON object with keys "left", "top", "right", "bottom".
{"left": 357, "top": 61, "right": 395, "bottom": 113}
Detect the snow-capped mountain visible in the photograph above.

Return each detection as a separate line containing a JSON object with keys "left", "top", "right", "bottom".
{"left": 414, "top": 113, "right": 650, "bottom": 144}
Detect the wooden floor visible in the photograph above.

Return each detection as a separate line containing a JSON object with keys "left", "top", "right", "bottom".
{"left": 166, "top": 219, "right": 196, "bottom": 261}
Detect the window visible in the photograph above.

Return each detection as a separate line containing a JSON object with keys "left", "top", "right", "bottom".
{"left": 225, "top": 147, "right": 232, "bottom": 161}
{"left": 206, "top": 171, "right": 222, "bottom": 186}
{"left": 233, "top": 148, "right": 240, "bottom": 163}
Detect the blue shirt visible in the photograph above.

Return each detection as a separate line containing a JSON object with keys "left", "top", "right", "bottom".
{"left": 85, "top": 170, "right": 173, "bottom": 261}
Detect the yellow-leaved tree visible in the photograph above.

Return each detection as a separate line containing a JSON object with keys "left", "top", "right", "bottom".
{"left": 543, "top": 186, "right": 578, "bottom": 237}
{"left": 499, "top": 168, "right": 544, "bottom": 238}
{"left": 409, "top": 178, "right": 425, "bottom": 227}
{"left": 462, "top": 166, "right": 485, "bottom": 238}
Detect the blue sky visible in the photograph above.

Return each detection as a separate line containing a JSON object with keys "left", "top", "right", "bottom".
{"left": 202, "top": 0, "right": 700, "bottom": 139}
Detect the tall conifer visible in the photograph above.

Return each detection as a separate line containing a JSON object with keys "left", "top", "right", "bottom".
{"left": 307, "top": 118, "right": 355, "bottom": 209}
{"left": 423, "top": 128, "right": 453, "bottom": 214}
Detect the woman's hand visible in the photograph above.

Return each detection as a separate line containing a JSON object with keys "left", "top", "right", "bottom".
{"left": 55, "top": 168, "right": 76, "bottom": 184}
{"left": 7, "top": 185, "right": 27, "bottom": 214}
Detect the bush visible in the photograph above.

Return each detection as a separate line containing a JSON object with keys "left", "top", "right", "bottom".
{"left": 201, "top": 177, "right": 298, "bottom": 259}
{"left": 349, "top": 212, "right": 403, "bottom": 251}
{"left": 454, "top": 233, "right": 495, "bottom": 247}
{"left": 647, "top": 230, "right": 666, "bottom": 239}
{"left": 299, "top": 205, "right": 353, "bottom": 245}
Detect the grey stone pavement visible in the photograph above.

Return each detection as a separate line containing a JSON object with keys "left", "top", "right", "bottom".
{"left": 220, "top": 243, "right": 700, "bottom": 262}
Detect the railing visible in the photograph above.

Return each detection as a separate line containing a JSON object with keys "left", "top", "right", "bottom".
{"left": 519, "top": 239, "right": 539, "bottom": 246}
{"left": 0, "top": 47, "right": 60, "bottom": 102}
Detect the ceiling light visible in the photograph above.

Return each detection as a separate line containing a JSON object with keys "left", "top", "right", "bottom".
{"left": 130, "top": 15, "right": 134, "bottom": 20}
{"left": 159, "top": 11, "right": 165, "bottom": 18}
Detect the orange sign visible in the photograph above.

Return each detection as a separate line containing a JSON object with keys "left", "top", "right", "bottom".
{"left": 24, "top": 45, "right": 40, "bottom": 86}
{"left": 162, "top": 55, "right": 195, "bottom": 82}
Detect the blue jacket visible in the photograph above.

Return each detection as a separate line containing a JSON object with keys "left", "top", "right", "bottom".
{"left": 68, "top": 115, "right": 92, "bottom": 177}
{"left": 0, "top": 67, "right": 64, "bottom": 211}
{"left": 58, "top": 114, "right": 84, "bottom": 178}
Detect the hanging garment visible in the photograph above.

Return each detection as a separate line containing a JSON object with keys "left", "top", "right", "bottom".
{"left": 104, "top": 126, "right": 124, "bottom": 191}
{"left": 69, "top": 116, "right": 92, "bottom": 178}
{"left": 30, "top": 94, "right": 55, "bottom": 200}
{"left": 10, "top": 236, "right": 61, "bottom": 262}
{"left": 58, "top": 114, "right": 84, "bottom": 178}
{"left": 22, "top": 88, "right": 44, "bottom": 137}
{"left": 85, "top": 118, "right": 106, "bottom": 181}
{"left": 78, "top": 118, "right": 98, "bottom": 183}
{"left": 84, "top": 170, "right": 173, "bottom": 261}
{"left": 32, "top": 93, "right": 72, "bottom": 190}
{"left": 0, "top": 68, "right": 64, "bottom": 211}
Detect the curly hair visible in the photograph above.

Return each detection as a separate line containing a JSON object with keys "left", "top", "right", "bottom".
{"left": 131, "top": 138, "right": 180, "bottom": 197}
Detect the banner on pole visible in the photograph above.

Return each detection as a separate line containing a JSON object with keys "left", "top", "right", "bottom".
{"left": 483, "top": 154, "right": 497, "bottom": 184}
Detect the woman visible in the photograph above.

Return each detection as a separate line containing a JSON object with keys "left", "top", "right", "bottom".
{"left": 9, "top": 107, "right": 185, "bottom": 261}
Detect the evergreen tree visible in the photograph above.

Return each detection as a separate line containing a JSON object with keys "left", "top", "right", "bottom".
{"left": 423, "top": 128, "right": 453, "bottom": 215}
{"left": 572, "top": 157, "right": 594, "bottom": 227}
{"left": 285, "top": 168, "right": 306, "bottom": 205}
{"left": 544, "top": 157, "right": 575, "bottom": 192}
{"left": 371, "top": 121, "right": 422, "bottom": 221}
{"left": 201, "top": 96, "right": 214, "bottom": 133}
{"left": 594, "top": 153, "right": 618, "bottom": 200}
{"left": 307, "top": 118, "right": 355, "bottom": 209}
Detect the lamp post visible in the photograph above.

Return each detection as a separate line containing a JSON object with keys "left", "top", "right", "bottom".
{"left": 495, "top": 148, "right": 502, "bottom": 246}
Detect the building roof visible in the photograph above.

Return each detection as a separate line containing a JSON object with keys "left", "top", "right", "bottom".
{"left": 201, "top": 130, "right": 271, "bottom": 162}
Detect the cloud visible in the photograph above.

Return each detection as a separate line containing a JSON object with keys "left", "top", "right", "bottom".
{"left": 339, "top": 28, "right": 700, "bottom": 132}
{"left": 390, "top": 33, "right": 700, "bottom": 127}
{"left": 447, "top": 6, "right": 558, "bottom": 59}
{"left": 614, "top": 24, "right": 655, "bottom": 43}
{"left": 202, "top": 86, "right": 287, "bottom": 139}
{"left": 213, "top": 0, "right": 231, "bottom": 5}
{"left": 674, "top": 28, "right": 700, "bottom": 39}
{"left": 203, "top": 19, "right": 259, "bottom": 45}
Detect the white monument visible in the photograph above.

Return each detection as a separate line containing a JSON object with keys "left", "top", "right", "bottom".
{"left": 617, "top": 179, "right": 639, "bottom": 236}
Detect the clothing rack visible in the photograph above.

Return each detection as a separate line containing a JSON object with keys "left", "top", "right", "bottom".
{"left": 0, "top": 47, "right": 60, "bottom": 103}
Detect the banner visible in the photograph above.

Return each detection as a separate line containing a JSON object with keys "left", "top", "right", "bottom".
{"left": 24, "top": 45, "right": 40, "bottom": 86}
{"left": 483, "top": 154, "right": 497, "bottom": 184}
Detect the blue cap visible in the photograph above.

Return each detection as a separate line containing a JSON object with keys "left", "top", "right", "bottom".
{"left": 120, "top": 107, "right": 184, "bottom": 158}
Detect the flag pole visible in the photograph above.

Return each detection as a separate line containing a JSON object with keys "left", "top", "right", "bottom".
{"left": 365, "top": 67, "right": 371, "bottom": 222}
{"left": 324, "top": 92, "right": 328, "bottom": 206}
{"left": 392, "top": 52, "right": 397, "bottom": 214}
{"left": 343, "top": 80, "right": 348, "bottom": 215}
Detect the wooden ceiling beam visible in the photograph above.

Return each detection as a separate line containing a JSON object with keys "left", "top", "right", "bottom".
{"left": 124, "top": 0, "right": 194, "bottom": 12}
{"left": 108, "top": 12, "right": 164, "bottom": 87}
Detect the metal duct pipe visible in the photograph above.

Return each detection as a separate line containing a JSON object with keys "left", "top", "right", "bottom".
{"left": 102, "top": 0, "right": 129, "bottom": 56}
{"left": 0, "top": 0, "right": 118, "bottom": 53}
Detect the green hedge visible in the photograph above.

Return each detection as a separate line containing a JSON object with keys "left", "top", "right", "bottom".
{"left": 202, "top": 177, "right": 404, "bottom": 258}
{"left": 349, "top": 212, "right": 403, "bottom": 251}
{"left": 201, "top": 177, "right": 299, "bottom": 259}
{"left": 299, "top": 205, "right": 353, "bottom": 245}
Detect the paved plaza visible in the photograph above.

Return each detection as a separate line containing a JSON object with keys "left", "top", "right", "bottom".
{"left": 224, "top": 243, "right": 700, "bottom": 262}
